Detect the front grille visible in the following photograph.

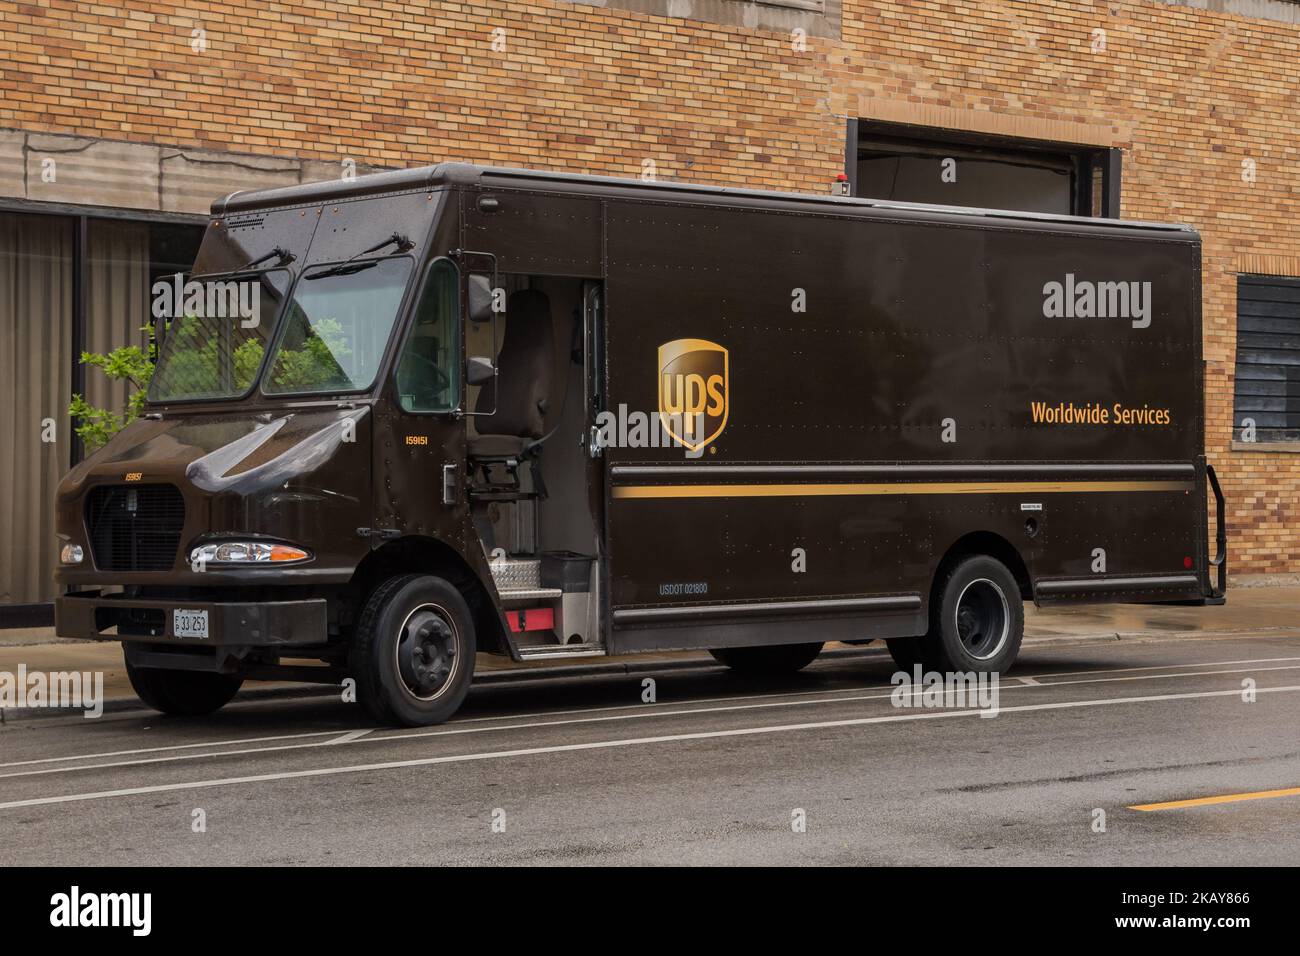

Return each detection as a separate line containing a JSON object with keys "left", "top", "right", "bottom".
{"left": 85, "top": 484, "right": 185, "bottom": 572}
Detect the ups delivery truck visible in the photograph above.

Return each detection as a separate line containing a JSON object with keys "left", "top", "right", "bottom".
{"left": 53, "top": 163, "right": 1226, "bottom": 726}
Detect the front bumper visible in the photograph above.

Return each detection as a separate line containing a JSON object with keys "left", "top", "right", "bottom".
{"left": 55, "top": 592, "right": 328, "bottom": 647}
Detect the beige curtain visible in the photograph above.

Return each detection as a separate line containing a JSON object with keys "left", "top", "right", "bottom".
{"left": 86, "top": 220, "right": 150, "bottom": 414}
{"left": 0, "top": 213, "right": 73, "bottom": 605}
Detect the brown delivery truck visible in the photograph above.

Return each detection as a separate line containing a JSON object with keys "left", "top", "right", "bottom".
{"left": 52, "top": 163, "right": 1226, "bottom": 726}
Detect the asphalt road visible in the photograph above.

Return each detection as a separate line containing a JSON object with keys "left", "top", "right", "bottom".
{"left": 2, "top": 630, "right": 1299, "bottom": 866}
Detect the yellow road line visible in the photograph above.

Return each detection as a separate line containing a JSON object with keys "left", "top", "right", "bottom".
{"left": 1129, "top": 786, "right": 1300, "bottom": 812}
{"left": 613, "top": 479, "right": 1193, "bottom": 500}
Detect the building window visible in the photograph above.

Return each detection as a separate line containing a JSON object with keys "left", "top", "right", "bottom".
{"left": 849, "top": 121, "right": 1121, "bottom": 217}
{"left": 1233, "top": 275, "right": 1300, "bottom": 443}
{"left": 0, "top": 212, "right": 73, "bottom": 610}
{"left": 85, "top": 220, "right": 203, "bottom": 421}
{"left": 0, "top": 207, "right": 204, "bottom": 616}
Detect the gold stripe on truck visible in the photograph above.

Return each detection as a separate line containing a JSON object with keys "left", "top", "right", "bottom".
{"left": 611, "top": 480, "right": 1194, "bottom": 500}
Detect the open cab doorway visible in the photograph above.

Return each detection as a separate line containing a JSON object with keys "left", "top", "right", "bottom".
{"left": 461, "top": 273, "right": 607, "bottom": 661}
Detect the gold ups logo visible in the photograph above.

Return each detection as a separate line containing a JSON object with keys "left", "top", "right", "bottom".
{"left": 658, "top": 338, "right": 728, "bottom": 452}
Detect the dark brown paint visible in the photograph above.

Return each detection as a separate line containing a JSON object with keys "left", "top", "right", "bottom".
{"left": 53, "top": 163, "right": 1221, "bottom": 669}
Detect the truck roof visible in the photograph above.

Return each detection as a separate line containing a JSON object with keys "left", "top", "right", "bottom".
{"left": 214, "top": 162, "right": 1199, "bottom": 239}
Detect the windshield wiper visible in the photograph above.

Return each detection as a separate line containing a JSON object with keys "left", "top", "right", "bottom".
{"left": 306, "top": 233, "right": 415, "bottom": 281}
{"left": 306, "top": 260, "right": 381, "bottom": 281}
{"left": 237, "top": 246, "right": 295, "bottom": 270}
{"left": 344, "top": 232, "right": 414, "bottom": 262}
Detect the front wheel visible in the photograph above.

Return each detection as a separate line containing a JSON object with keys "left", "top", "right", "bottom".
{"left": 124, "top": 653, "right": 243, "bottom": 717}
{"left": 920, "top": 555, "right": 1024, "bottom": 674}
{"left": 885, "top": 636, "right": 924, "bottom": 672}
{"left": 351, "top": 574, "right": 476, "bottom": 726}
{"left": 709, "top": 642, "right": 824, "bottom": 675}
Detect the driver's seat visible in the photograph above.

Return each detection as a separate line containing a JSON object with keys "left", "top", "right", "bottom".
{"left": 467, "top": 289, "right": 555, "bottom": 460}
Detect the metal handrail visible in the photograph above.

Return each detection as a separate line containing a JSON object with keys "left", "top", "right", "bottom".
{"left": 1206, "top": 463, "right": 1227, "bottom": 599}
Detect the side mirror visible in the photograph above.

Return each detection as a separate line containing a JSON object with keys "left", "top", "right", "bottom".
{"left": 467, "top": 356, "right": 496, "bottom": 386}
{"left": 468, "top": 274, "right": 494, "bottom": 324}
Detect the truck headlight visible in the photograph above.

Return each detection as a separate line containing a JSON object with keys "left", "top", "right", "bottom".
{"left": 60, "top": 544, "right": 84, "bottom": 565}
{"left": 189, "top": 542, "right": 311, "bottom": 566}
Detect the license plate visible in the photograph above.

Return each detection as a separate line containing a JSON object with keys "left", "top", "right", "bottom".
{"left": 173, "top": 609, "right": 209, "bottom": 640}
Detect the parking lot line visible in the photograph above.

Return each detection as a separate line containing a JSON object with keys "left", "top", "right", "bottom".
{"left": 2, "top": 683, "right": 1298, "bottom": 812}
{"left": 1129, "top": 786, "right": 1300, "bottom": 811}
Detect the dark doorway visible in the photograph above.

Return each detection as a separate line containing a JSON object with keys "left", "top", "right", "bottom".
{"left": 848, "top": 120, "right": 1121, "bottom": 218}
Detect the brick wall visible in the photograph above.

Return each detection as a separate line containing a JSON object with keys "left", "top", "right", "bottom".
{"left": 2, "top": 0, "right": 1297, "bottom": 577}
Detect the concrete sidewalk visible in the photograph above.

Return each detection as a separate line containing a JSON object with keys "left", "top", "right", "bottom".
{"left": 1, "top": 586, "right": 1296, "bottom": 708}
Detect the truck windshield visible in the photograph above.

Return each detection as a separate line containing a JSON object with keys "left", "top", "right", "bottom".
{"left": 263, "top": 257, "right": 413, "bottom": 394}
{"left": 148, "top": 269, "right": 290, "bottom": 402}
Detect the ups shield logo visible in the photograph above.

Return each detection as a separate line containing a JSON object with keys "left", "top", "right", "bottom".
{"left": 658, "top": 338, "right": 728, "bottom": 452}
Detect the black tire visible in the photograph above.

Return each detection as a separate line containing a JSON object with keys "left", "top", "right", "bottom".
{"left": 709, "top": 642, "right": 824, "bottom": 675}
{"left": 351, "top": 573, "right": 476, "bottom": 726}
{"left": 919, "top": 554, "right": 1023, "bottom": 674}
{"left": 885, "top": 636, "right": 925, "bottom": 672}
{"left": 124, "top": 652, "right": 243, "bottom": 717}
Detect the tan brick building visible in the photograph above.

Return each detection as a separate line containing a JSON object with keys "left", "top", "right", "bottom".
{"left": 2, "top": 0, "right": 1298, "bottom": 617}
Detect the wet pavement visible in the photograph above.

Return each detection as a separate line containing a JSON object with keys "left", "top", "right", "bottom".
{"left": 1, "top": 587, "right": 1295, "bottom": 710}
{"left": 2, "top": 627, "right": 1299, "bottom": 865}
{"left": 1022, "top": 585, "right": 1298, "bottom": 638}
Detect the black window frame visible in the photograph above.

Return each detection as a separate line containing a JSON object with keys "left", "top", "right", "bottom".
{"left": 1233, "top": 273, "right": 1300, "bottom": 444}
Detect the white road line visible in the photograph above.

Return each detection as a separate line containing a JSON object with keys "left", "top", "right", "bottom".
{"left": 1015, "top": 677, "right": 1041, "bottom": 685}
{"left": 326, "top": 730, "right": 372, "bottom": 745}
{"left": 1, "top": 664, "right": 1297, "bottom": 782}
{"left": 462, "top": 655, "right": 1300, "bottom": 723}
{"left": 0, "top": 729, "right": 347, "bottom": 770}
{"left": 7, "top": 654, "right": 1300, "bottom": 771}
{"left": 2, "top": 684, "right": 1297, "bottom": 811}
{"left": 1026, "top": 655, "right": 1300, "bottom": 682}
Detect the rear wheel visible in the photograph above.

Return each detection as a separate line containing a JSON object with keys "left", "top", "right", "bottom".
{"left": 351, "top": 573, "right": 476, "bottom": 726}
{"left": 920, "top": 554, "right": 1023, "bottom": 674}
{"left": 124, "top": 653, "right": 243, "bottom": 717}
{"left": 709, "top": 642, "right": 824, "bottom": 675}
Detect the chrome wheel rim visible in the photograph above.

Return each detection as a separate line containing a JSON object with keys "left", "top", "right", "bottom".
{"left": 954, "top": 578, "right": 1010, "bottom": 662}
{"left": 394, "top": 603, "right": 460, "bottom": 701}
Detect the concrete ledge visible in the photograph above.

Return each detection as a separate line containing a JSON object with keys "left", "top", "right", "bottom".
{"left": 1158, "top": 0, "right": 1300, "bottom": 26}
{"left": 26, "top": 135, "right": 160, "bottom": 211}
{"left": 1231, "top": 440, "right": 1300, "bottom": 453}
{"left": 0, "top": 129, "right": 395, "bottom": 215}
{"left": 1230, "top": 573, "right": 1300, "bottom": 587}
